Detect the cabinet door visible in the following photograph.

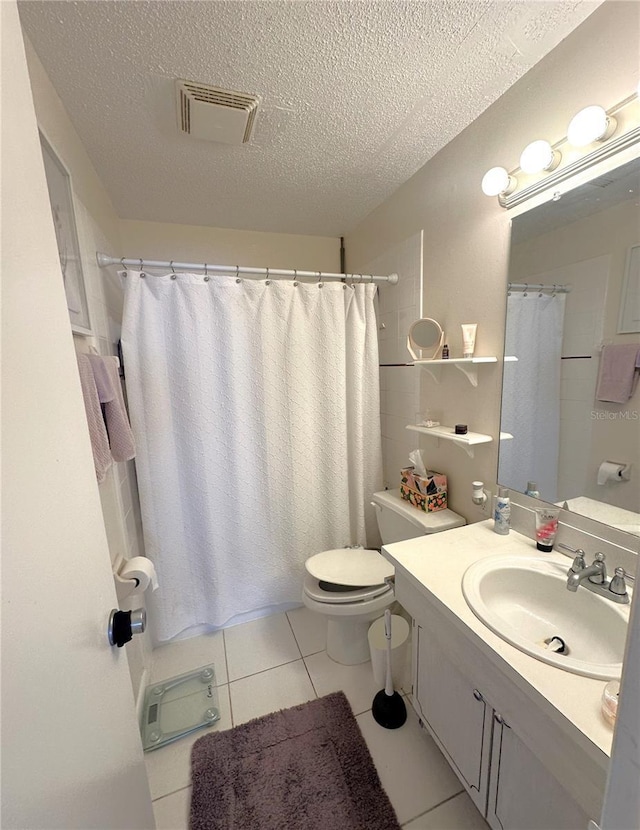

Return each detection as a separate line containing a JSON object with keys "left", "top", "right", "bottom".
{"left": 487, "top": 714, "right": 591, "bottom": 830}
{"left": 414, "top": 623, "right": 492, "bottom": 815}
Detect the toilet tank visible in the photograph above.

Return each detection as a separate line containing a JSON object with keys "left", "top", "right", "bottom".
{"left": 372, "top": 489, "right": 465, "bottom": 544}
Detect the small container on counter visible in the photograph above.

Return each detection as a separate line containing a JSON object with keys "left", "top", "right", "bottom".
{"left": 493, "top": 488, "right": 511, "bottom": 535}
{"left": 535, "top": 507, "right": 560, "bottom": 551}
{"left": 454, "top": 424, "right": 468, "bottom": 435}
{"left": 601, "top": 680, "right": 619, "bottom": 726}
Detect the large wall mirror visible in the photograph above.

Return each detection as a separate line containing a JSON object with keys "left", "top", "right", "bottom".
{"left": 498, "top": 155, "right": 640, "bottom": 537}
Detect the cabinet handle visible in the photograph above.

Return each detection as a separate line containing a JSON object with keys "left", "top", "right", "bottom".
{"left": 473, "top": 689, "right": 483, "bottom": 702}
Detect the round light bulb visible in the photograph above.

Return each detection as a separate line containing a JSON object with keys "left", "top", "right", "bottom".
{"left": 567, "top": 105, "right": 613, "bottom": 147}
{"left": 519, "top": 140, "right": 558, "bottom": 174}
{"left": 481, "top": 167, "right": 514, "bottom": 197}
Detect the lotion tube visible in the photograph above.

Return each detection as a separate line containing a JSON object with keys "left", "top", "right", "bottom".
{"left": 461, "top": 323, "right": 477, "bottom": 358}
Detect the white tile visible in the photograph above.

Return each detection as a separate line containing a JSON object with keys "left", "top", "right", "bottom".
{"left": 356, "top": 704, "right": 462, "bottom": 826}
{"left": 379, "top": 310, "right": 398, "bottom": 343}
{"left": 229, "top": 659, "right": 316, "bottom": 725}
{"left": 402, "top": 791, "right": 489, "bottom": 829}
{"left": 305, "top": 651, "right": 380, "bottom": 715}
{"left": 153, "top": 787, "right": 191, "bottom": 830}
{"left": 145, "top": 684, "right": 232, "bottom": 800}
{"left": 151, "top": 630, "right": 227, "bottom": 685}
{"left": 224, "top": 612, "right": 301, "bottom": 681}
{"left": 286, "top": 606, "right": 326, "bottom": 656}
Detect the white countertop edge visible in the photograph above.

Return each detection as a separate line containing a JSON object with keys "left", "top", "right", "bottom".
{"left": 381, "top": 521, "right": 624, "bottom": 768}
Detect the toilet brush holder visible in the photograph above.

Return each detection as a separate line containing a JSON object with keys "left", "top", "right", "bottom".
{"left": 371, "top": 610, "right": 407, "bottom": 729}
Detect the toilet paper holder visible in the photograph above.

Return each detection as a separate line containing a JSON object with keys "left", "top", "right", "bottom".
{"left": 597, "top": 461, "right": 631, "bottom": 485}
{"left": 113, "top": 554, "right": 159, "bottom": 598}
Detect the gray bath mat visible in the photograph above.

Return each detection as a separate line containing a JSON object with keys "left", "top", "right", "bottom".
{"left": 190, "top": 691, "right": 401, "bottom": 830}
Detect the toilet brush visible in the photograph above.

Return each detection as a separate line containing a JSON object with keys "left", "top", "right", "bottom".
{"left": 372, "top": 609, "right": 407, "bottom": 729}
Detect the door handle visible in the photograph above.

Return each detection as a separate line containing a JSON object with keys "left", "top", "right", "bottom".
{"left": 108, "top": 608, "right": 146, "bottom": 647}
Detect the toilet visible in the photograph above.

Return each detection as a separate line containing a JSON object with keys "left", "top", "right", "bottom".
{"left": 302, "top": 488, "right": 465, "bottom": 664}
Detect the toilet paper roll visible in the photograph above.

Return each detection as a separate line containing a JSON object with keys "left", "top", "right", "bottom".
{"left": 597, "top": 461, "right": 625, "bottom": 486}
{"left": 118, "top": 557, "right": 159, "bottom": 592}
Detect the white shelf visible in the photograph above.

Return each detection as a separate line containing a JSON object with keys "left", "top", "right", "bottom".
{"left": 413, "top": 355, "right": 518, "bottom": 387}
{"left": 406, "top": 424, "right": 513, "bottom": 458}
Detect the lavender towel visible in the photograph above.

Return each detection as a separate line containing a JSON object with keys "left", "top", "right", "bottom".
{"left": 596, "top": 344, "right": 640, "bottom": 404}
{"left": 77, "top": 355, "right": 112, "bottom": 483}
{"left": 87, "top": 353, "right": 116, "bottom": 403}
{"left": 101, "top": 356, "right": 136, "bottom": 462}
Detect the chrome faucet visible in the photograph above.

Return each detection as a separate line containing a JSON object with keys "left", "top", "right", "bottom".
{"left": 565, "top": 552, "right": 630, "bottom": 604}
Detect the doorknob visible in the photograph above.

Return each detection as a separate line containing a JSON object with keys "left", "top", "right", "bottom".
{"left": 108, "top": 608, "right": 146, "bottom": 647}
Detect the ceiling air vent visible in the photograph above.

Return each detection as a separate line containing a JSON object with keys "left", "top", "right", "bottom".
{"left": 176, "top": 80, "right": 259, "bottom": 145}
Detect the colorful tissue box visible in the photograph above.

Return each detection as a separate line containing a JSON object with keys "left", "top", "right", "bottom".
{"left": 400, "top": 467, "right": 448, "bottom": 512}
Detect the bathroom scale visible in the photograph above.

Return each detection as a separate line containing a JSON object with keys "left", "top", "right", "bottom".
{"left": 140, "top": 663, "right": 220, "bottom": 751}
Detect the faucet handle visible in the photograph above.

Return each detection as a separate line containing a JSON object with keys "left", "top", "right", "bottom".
{"left": 610, "top": 567, "right": 628, "bottom": 597}
{"left": 588, "top": 552, "right": 607, "bottom": 585}
{"left": 569, "top": 549, "right": 587, "bottom": 573}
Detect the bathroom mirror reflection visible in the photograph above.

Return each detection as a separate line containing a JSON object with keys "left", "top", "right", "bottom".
{"left": 498, "top": 156, "right": 640, "bottom": 536}
{"left": 407, "top": 318, "right": 444, "bottom": 360}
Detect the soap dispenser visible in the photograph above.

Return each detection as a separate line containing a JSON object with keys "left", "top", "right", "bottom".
{"left": 494, "top": 488, "right": 511, "bottom": 535}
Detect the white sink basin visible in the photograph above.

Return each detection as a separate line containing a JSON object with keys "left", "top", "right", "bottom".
{"left": 462, "top": 555, "right": 629, "bottom": 679}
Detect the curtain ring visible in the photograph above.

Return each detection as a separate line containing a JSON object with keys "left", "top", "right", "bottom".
{"left": 170, "top": 260, "right": 177, "bottom": 280}
{"left": 120, "top": 257, "right": 127, "bottom": 277}
{"left": 204, "top": 263, "right": 210, "bottom": 281}
{"left": 265, "top": 267, "right": 270, "bottom": 285}
{"left": 235, "top": 265, "right": 241, "bottom": 284}
{"left": 523, "top": 282, "right": 528, "bottom": 297}
{"left": 293, "top": 269, "right": 298, "bottom": 287}
{"left": 317, "top": 270, "right": 323, "bottom": 288}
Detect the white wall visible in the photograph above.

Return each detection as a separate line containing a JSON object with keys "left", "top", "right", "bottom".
{"left": 363, "top": 232, "right": 423, "bottom": 489}
{"left": 345, "top": 0, "right": 640, "bottom": 522}
{"left": 23, "top": 35, "right": 153, "bottom": 698}
{"left": 119, "top": 218, "right": 340, "bottom": 272}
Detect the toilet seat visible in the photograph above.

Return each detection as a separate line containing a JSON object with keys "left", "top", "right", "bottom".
{"left": 305, "top": 548, "right": 394, "bottom": 587}
{"left": 303, "top": 574, "right": 391, "bottom": 604}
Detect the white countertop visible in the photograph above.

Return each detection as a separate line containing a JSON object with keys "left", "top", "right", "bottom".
{"left": 382, "top": 521, "right": 626, "bottom": 769}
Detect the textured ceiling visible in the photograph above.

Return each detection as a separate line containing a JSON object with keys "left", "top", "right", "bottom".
{"left": 19, "top": 0, "right": 602, "bottom": 236}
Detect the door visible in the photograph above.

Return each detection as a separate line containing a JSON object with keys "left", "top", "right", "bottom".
{"left": 414, "top": 623, "right": 493, "bottom": 815}
{"left": 1, "top": 4, "right": 155, "bottom": 827}
{"left": 487, "top": 714, "right": 590, "bottom": 830}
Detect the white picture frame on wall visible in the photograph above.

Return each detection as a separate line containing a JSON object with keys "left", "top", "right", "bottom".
{"left": 617, "top": 243, "right": 640, "bottom": 334}
{"left": 39, "top": 131, "right": 92, "bottom": 334}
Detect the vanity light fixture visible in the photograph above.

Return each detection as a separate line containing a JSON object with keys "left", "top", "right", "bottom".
{"left": 481, "top": 166, "right": 517, "bottom": 197}
{"left": 567, "top": 105, "right": 617, "bottom": 148}
{"left": 519, "top": 140, "right": 561, "bottom": 174}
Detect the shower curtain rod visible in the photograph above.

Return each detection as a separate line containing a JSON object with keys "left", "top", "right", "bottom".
{"left": 96, "top": 252, "right": 399, "bottom": 285}
{"left": 507, "top": 282, "right": 571, "bottom": 294}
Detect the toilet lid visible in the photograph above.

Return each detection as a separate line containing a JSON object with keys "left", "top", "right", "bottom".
{"left": 305, "top": 548, "right": 394, "bottom": 586}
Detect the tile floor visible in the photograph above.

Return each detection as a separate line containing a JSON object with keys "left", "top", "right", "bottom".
{"left": 147, "top": 608, "right": 489, "bottom": 829}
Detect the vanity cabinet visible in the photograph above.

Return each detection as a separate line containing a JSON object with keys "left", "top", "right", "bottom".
{"left": 401, "top": 575, "right": 600, "bottom": 830}
{"left": 487, "top": 713, "right": 590, "bottom": 830}
{"left": 413, "top": 621, "right": 492, "bottom": 814}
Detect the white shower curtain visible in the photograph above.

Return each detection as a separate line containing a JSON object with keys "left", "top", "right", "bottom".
{"left": 121, "top": 270, "right": 383, "bottom": 641}
{"left": 499, "top": 292, "right": 566, "bottom": 502}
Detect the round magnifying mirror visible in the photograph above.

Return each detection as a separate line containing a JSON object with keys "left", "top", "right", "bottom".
{"left": 407, "top": 318, "right": 444, "bottom": 361}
